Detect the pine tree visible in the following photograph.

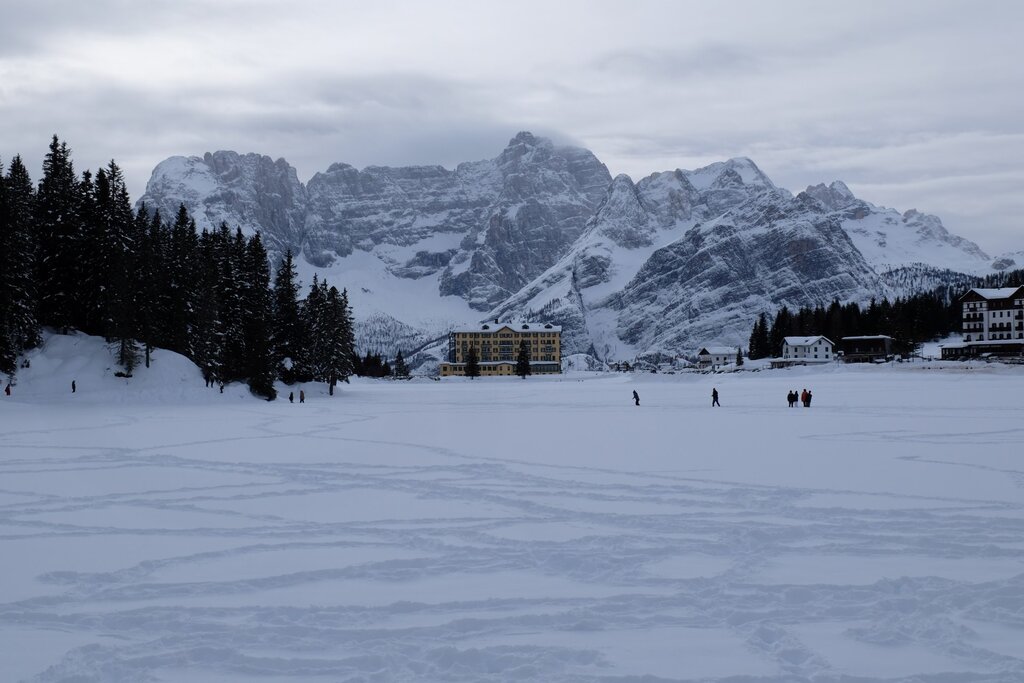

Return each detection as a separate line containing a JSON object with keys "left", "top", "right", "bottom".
{"left": 35, "top": 136, "right": 83, "bottom": 333}
{"left": 95, "top": 161, "right": 141, "bottom": 372}
{"left": 214, "top": 224, "right": 247, "bottom": 383}
{"left": 191, "top": 229, "right": 222, "bottom": 385}
{"left": 271, "top": 249, "right": 303, "bottom": 382}
{"left": 299, "top": 276, "right": 327, "bottom": 380}
{"left": 166, "top": 204, "right": 197, "bottom": 356}
{"left": 516, "top": 339, "right": 531, "bottom": 378}
{"left": 464, "top": 346, "right": 480, "bottom": 378}
{"left": 0, "top": 156, "right": 39, "bottom": 376}
{"left": 322, "top": 285, "right": 355, "bottom": 390}
{"left": 135, "top": 205, "right": 170, "bottom": 368}
{"left": 242, "top": 233, "right": 276, "bottom": 399}
{"left": 393, "top": 350, "right": 410, "bottom": 378}
{"left": 75, "top": 169, "right": 102, "bottom": 332}
{"left": 736, "top": 346, "right": 744, "bottom": 367}
{"left": 768, "top": 306, "right": 792, "bottom": 357}
{"left": 748, "top": 315, "right": 764, "bottom": 359}
{"left": 0, "top": 160, "right": 12, "bottom": 376}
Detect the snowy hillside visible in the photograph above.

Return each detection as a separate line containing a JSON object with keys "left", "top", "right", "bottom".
{"left": 4, "top": 355, "right": 1024, "bottom": 681}
{"left": 805, "top": 181, "right": 992, "bottom": 274}
{"left": 138, "top": 134, "right": 1014, "bottom": 358}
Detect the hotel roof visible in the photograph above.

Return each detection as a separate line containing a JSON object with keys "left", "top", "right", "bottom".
{"left": 451, "top": 322, "right": 562, "bottom": 333}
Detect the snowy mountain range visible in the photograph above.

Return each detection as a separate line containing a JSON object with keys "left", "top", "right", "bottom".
{"left": 138, "top": 133, "right": 1016, "bottom": 361}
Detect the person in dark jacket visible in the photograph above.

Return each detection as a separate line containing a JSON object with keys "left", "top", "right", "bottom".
{"left": 299, "top": 390, "right": 305, "bottom": 404}
{"left": 632, "top": 390, "right": 639, "bottom": 406}
{"left": 787, "top": 390, "right": 795, "bottom": 407}
{"left": 711, "top": 387, "right": 720, "bottom": 407}
{"left": 806, "top": 389, "right": 813, "bottom": 407}
{"left": 71, "top": 380, "right": 76, "bottom": 393}
{"left": 288, "top": 391, "right": 294, "bottom": 403}
{"left": 4, "top": 383, "right": 10, "bottom": 396}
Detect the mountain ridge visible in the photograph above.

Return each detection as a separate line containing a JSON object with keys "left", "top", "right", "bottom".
{"left": 137, "top": 133, "right": 1010, "bottom": 361}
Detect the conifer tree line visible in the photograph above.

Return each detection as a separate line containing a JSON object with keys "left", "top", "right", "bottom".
{"left": 747, "top": 271, "right": 1024, "bottom": 360}
{"left": 0, "top": 136, "right": 359, "bottom": 399}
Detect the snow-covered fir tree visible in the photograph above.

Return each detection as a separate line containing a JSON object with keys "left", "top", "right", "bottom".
{"left": 0, "top": 155, "right": 40, "bottom": 376}
{"left": 516, "top": 340, "right": 531, "bottom": 378}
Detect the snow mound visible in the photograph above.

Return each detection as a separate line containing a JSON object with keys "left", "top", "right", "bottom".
{"left": 9, "top": 332, "right": 232, "bottom": 404}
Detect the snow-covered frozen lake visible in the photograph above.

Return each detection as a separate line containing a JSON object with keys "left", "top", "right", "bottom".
{"left": 3, "top": 356, "right": 1024, "bottom": 681}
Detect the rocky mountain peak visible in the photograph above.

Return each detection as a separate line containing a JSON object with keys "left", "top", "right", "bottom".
{"left": 804, "top": 180, "right": 859, "bottom": 211}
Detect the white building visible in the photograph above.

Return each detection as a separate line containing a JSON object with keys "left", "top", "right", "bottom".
{"left": 696, "top": 346, "right": 737, "bottom": 370}
{"left": 781, "top": 336, "right": 834, "bottom": 363}
{"left": 941, "top": 286, "right": 1024, "bottom": 359}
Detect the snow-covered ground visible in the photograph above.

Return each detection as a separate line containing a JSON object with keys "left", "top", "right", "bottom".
{"left": 3, "top": 337, "right": 1024, "bottom": 681}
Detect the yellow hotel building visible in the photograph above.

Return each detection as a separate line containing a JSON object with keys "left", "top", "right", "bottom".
{"left": 438, "top": 322, "right": 562, "bottom": 376}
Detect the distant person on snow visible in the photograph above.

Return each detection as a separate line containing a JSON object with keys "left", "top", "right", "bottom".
{"left": 800, "top": 389, "right": 808, "bottom": 407}
{"left": 787, "top": 390, "right": 794, "bottom": 407}
{"left": 288, "top": 391, "right": 294, "bottom": 403}
{"left": 71, "top": 380, "right": 76, "bottom": 393}
{"left": 806, "top": 390, "right": 813, "bottom": 407}
{"left": 4, "top": 383, "right": 10, "bottom": 396}
{"left": 632, "top": 390, "right": 639, "bottom": 406}
{"left": 712, "top": 387, "right": 720, "bottom": 407}
{"left": 299, "top": 390, "right": 305, "bottom": 404}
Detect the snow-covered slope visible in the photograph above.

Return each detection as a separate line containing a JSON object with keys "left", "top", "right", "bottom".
{"left": 138, "top": 134, "right": 1016, "bottom": 359}
{"left": 804, "top": 181, "right": 991, "bottom": 274}
{"left": 9, "top": 331, "right": 216, "bottom": 403}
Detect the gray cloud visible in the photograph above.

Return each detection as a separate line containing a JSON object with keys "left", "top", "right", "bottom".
{"left": 1, "top": 0, "right": 1022, "bottom": 254}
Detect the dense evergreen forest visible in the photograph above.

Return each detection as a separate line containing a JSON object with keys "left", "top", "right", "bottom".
{"left": 0, "top": 136, "right": 358, "bottom": 399}
{"left": 748, "top": 271, "right": 1024, "bottom": 360}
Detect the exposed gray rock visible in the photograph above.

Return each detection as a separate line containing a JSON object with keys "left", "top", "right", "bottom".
{"left": 138, "top": 135, "right": 1007, "bottom": 360}
{"left": 139, "top": 151, "right": 307, "bottom": 258}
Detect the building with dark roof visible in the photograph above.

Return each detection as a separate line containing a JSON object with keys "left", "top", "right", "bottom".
{"left": 941, "top": 287, "right": 1024, "bottom": 359}
{"left": 439, "top": 322, "right": 562, "bottom": 376}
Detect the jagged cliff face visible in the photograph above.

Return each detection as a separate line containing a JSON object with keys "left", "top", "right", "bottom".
{"left": 140, "top": 152, "right": 308, "bottom": 258}
{"left": 138, "top": 134, "right": 1004, "bottom": 360}
{"left": 141, "top": 133, "right": 610, "bottom": 312}
{"left": 607, "top": 191, "right": 882, "bottom": 354}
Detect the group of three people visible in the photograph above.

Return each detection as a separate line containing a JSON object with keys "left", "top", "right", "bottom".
{"left": 787, "top": 388, "right": 812, "bottom": 407}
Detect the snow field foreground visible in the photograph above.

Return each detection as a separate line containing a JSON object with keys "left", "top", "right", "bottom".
{"left": 3, "top": 362, "right": 1024, "bottom": 681}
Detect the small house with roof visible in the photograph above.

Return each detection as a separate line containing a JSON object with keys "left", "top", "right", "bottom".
{"left": 696, "top": 346, "right": 736, "bottom": 370}
{"left": 779, "top": 336, "right": 834, "bottom": 365}
{"left": 840, "top": 335, "right": 896, "bottom": 362}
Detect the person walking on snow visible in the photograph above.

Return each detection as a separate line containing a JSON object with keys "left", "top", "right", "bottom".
{"left": 632, "top": 390, "right": 639, "bottom": 406}
{"left": 711, "top": 387, "right": 720, "bottom": 407}
{"left": 288, "top": 391, "right": 294, "bottom": 403}
{"left": 299, "top": 390, "right": 305, "bottom": 404}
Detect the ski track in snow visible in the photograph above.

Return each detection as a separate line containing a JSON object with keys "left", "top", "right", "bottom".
{"left": 2, "top": 370, "right": 1024, "bottom": 682}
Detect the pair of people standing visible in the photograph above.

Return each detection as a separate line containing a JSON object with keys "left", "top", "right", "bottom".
{"left": 288, "top": 390, "right": 305, "bottom": 403}
{"left": 630, "top": 389, "right": 720, "bottom": 406}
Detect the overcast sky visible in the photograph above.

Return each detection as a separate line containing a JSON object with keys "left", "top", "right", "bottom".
{"left": 1, "top": 0, "right": 1021, "bottom": 253}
